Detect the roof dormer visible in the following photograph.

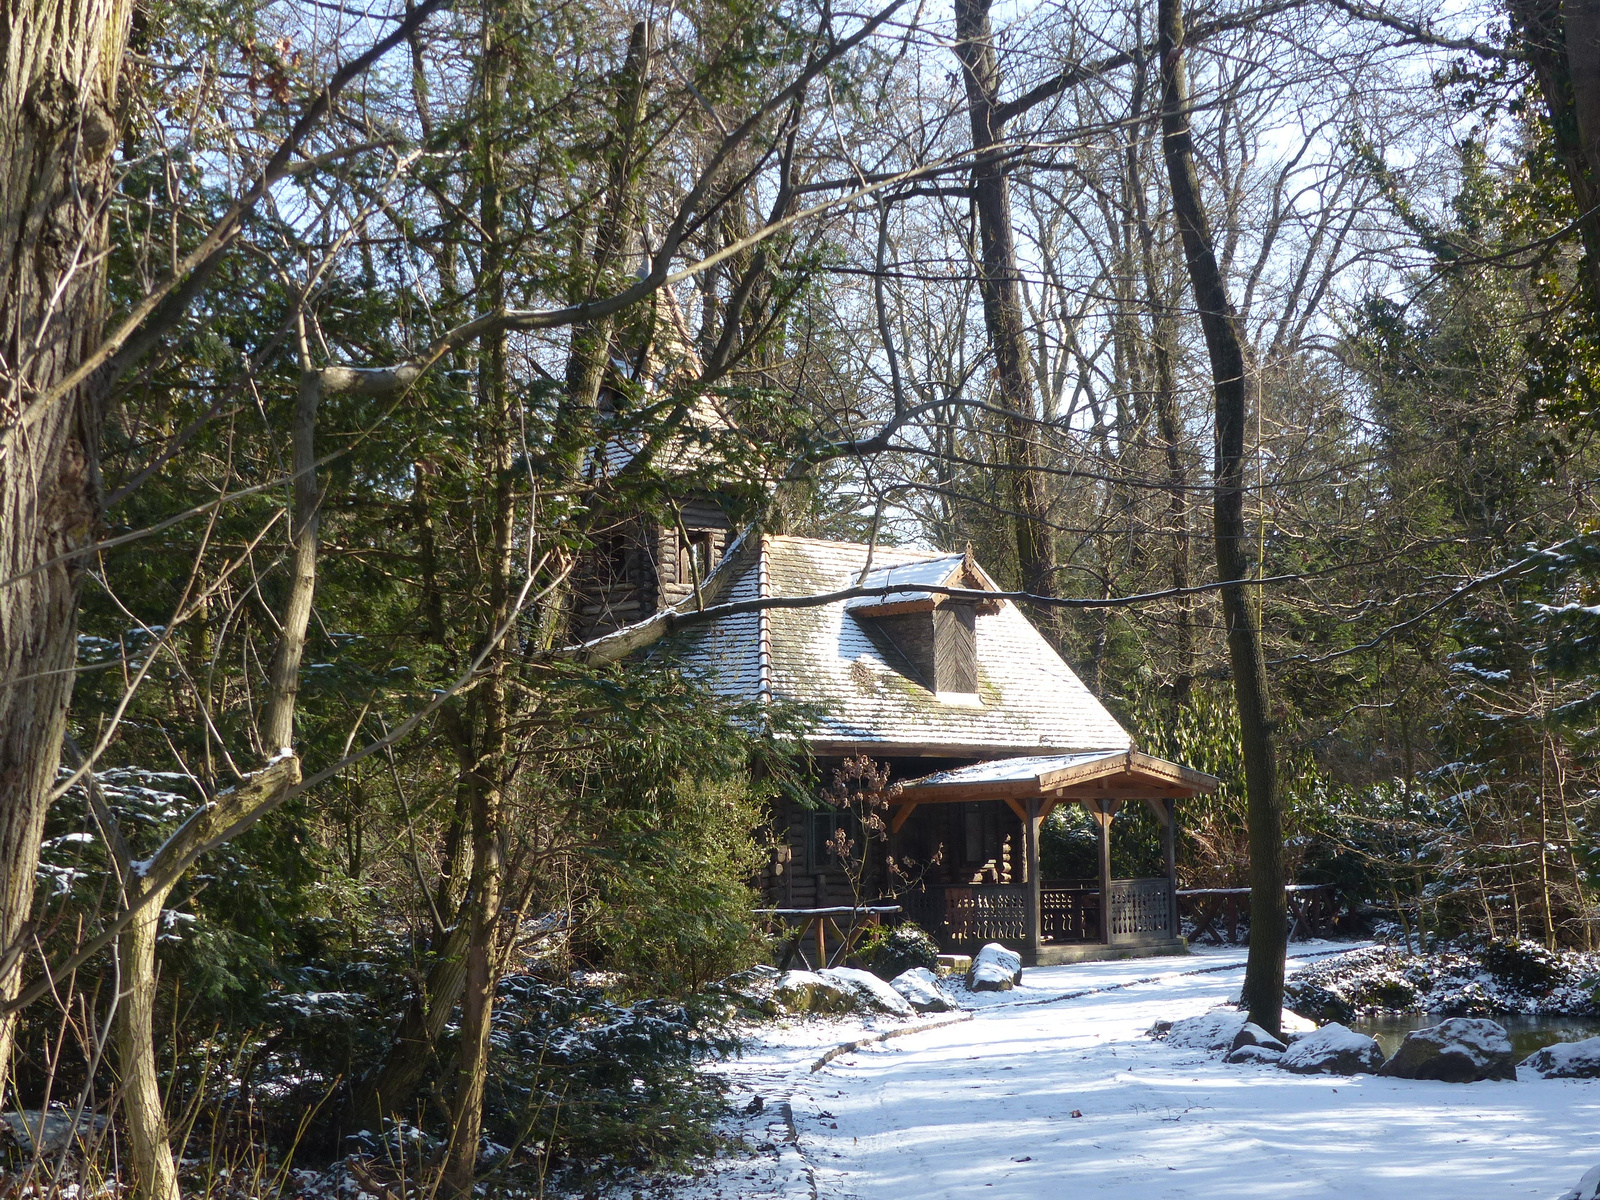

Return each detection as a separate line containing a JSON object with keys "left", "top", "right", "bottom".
{"left": 846, "top": 551, "right": 1002, "bottom": 703}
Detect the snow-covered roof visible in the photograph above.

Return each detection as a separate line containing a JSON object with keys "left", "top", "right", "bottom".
{"left": 843, "top": 554, "right": 996, "bottom": 611}
{"left": 896, "top": 749, "right": 1220, "bottom": 800}
{"left": 675, "top": 536, "right": 1134, "bottom": 756}
{"left": 905, "top": 752, "right": 1127, "bottom": 787}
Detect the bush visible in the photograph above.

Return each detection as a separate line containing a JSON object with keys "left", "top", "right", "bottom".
{"left": 591, "top": 775, "right": 774, "bottom": 995}
{"left": 868, "top": 924, "right": 940, "bottom": 978}
{"left": 484, "top": 976, "right": 736, "bottom": 1189}
{"left": 1481, "top": 938, "right": 1563, "bottom": 993}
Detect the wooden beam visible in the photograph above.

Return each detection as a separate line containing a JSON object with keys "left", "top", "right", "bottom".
{"left": 889, "top": 801, "right": 920, "bottom": 834}
{"left": 1143, "top": 796, "right": 1172, "bottom": 827}
{"left": 1002, "top": 796, "right": 1028, "bottom": 823}
{"left": 1024, "top": 797, "right": 1041, "bottom": 964}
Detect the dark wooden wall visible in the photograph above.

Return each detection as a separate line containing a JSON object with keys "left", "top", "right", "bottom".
{"left": 572, "top": 499, "right": 731, "bottom": 639}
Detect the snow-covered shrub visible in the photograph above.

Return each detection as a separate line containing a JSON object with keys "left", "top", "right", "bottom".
{"left": 868, "top": 923, "right": 940, "bottom": 978}
{"left": 1482, "top": 938, "right": 1563, "bottom": 993}
{"left": 483, "top": 975, "right": 735, "bottom": 1189}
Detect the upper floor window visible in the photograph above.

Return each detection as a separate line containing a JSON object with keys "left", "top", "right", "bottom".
{"left": 679, "top": 529, "right": 715, "bottom": 583}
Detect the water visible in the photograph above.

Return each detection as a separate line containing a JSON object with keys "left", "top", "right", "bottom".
{"left": 1350, "top": 1012, "right": 1600, "bottom": 1059}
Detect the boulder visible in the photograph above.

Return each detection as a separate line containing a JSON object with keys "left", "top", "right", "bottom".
{"left": 1226, "top": 1044, "right": 1284, "bottom": 1065}
{"left": 1277, "top": 1023, "right": 1385, "bottom": 1075}
{"left": 0, "top": 1110, "right": 109, "bottom": 1154}
{"left": 1557, "top": 1165, "right": 1600, "bottom": 1200}
{"left": 1165, "top": 1009, "right": 1247, "bottom": 1053}
{"left": 968, "top": 943, "right": 1023, "bottom": 992}
{"left": 819, "top": 967, "right": 916, "bottom": 1016}
{"left": 771, "top": 969, "right": 858, "bottom": 1015}
{"left": 891, "top": 967, "right": 956, "bottom": 1013}
{"left": 1231, "top": 1022, "right": 1288, "bottom": 1054}
{"left": 1377, "top": 1018, "right": 1516, "bottom": 1082}
{"left": 1521, "top": 1035, "right": 1600, "bottom": 1079}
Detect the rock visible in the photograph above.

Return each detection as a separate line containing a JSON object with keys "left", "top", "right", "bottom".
{"left": 1557, "top": 1164, "right": 1600, "bottom": 1200}
{"left": 1165, "top": 1009, "right": 1247, "bottom": 1052}
{"left": 819, "top": 967, "right": 916, "bottom": 1016}
{"left": 891, "top": 967, "right": 956, "bottom": 1013}
{"left": 771, "top": 969, "right": 858, "bottom": 1015}
{"left": 1226, "top": 1044, "right": 1284, "bottom": 1065}
{"left": 936, "top": 954, "right": 972, "bottom": 977}
{"left": 968, "top": 943, "right": 1023, "bottom": 991}
{"left": 1277, "top": 1023, "right": 1385, "bottom": 1075}
{"left": 1376, "top": 1017, "right": 1516, "bottom": 1082}
{"left": 1231, "top": 1022, "right": 1288, "bottom": 1054}
{"left": 718, "top": 964, "right": 782, "bottom": 1013}
{"left": 1520, "top": 1035, "right": 1600, "bottom": 1079}
{"left": 0, "top": 1110, "right": 109, "bottom": 1154}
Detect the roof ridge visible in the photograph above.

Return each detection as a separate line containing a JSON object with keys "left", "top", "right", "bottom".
{"left": 764, "top": 534, "right": 950, "bottom": 556}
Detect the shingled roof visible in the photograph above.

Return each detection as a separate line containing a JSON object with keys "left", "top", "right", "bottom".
{"left": 677, "top": 535, "right": 1133, "bottom": 757}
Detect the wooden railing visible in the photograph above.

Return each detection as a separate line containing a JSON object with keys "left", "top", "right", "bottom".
{"left": 901, "top": 885, "right": 1027, "bottom": 947}
{"left": 1107, "top": 878, "right": 1176, "bottom": 942}
{"left": 1040, "top": 882, "right": 1098, "bottom": 943}
{"left": 1178, "top": 883, "right": 1339, "bottom": 944}
{"left": 902, "top": 878, "right": 1176, "bottom": 948}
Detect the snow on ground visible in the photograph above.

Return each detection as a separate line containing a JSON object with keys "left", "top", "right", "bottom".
{"left": 645, "top": 942, "right": 1599, "bottom": 1200}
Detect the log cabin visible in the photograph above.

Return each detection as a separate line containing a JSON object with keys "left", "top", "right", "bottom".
{"left": 572, "top": 311, "right": 1217, "bottom": 965}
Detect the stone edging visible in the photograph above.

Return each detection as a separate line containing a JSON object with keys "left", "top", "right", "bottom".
{"left": 808, "top": 1011, "right": 975, "bottom": 1072}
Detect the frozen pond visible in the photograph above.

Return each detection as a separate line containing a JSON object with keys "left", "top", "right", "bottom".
{"left": 1351, "top": 1012, "right": 1600, "bottom": 1059}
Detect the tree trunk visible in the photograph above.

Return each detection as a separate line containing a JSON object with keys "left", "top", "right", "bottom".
{"left": 112, "top": 364, "right": 326, "bottom": 1200}
{"left": 1157, "top": 0, "right": 1287, "bottom": 1032}
{"left": 440, "top": 13, "right": 514, "bottom": 1188}
{"left": 952, "top": 0, "right": 1060, "bottom": 617}
{"left": 0, "top": 0, "right": 134, "bottom": 1091}
{"left": 116, "top": 877, "right": 181, "bottom": 1200}
{"left": 1507, "top": 0, "right": 1600, "bottom": 308}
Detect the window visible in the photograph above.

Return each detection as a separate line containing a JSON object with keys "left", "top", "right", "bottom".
{"left": 679, "top": 529, "right": 714, "bottom": 584}
{"left": 809, "top": 810, "right": 843, "bottom": 870}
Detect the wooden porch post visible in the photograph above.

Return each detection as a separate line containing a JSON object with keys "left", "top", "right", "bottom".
{"left": 1023, "top": 797, "right": 1041, "bottom": 965}
{"left": 1164, "top": 798, "right": 1179, "bottom": 939}
{"left": 1096, "top": 799, "right": 1113, "bottom": 945}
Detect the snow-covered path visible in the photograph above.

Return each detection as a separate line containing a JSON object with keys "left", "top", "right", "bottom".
{"left": 707, "top": 943, "right": 1599, "bottom": 1200}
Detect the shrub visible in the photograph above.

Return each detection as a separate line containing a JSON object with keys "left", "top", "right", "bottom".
{"left": 1481, "top": 938, "right": 1562, "bottom": 993}
{"left": 484, "top": 976, "right": 736, "bottom": 1189}
{"left": 868, "top": 924, "right": 940, "bottom": 978}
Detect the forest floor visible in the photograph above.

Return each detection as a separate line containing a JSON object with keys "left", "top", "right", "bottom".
{"left": 629, "top": 942, "right": 1599, "bottom": 1200}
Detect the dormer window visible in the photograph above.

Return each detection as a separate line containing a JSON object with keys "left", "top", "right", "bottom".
{"left": 846, "top": 552, "right": 1000, "bottom": 704}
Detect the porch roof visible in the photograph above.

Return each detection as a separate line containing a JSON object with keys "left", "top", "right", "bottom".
{"left": 895, "top": 749, "right": 1221, "bottom": 804}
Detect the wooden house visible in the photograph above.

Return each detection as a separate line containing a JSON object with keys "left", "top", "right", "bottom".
{"left": 641, "top": 534, "right": 1217, "bottom": 965}
{"left": 574, "top": 327, "right": 1217, "bottom": 963}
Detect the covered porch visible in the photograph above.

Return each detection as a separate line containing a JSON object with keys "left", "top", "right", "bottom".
{"left": 890, "top": 750, "right": 1220, "bottom": 965}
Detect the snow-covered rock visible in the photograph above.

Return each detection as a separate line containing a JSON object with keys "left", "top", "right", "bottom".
{"left": 771, "top": 969, "right": 858, "bottom": 1014}
{"left": 1377, "top": 1017, "right": 1516, "bottom": 1082}
{"left": 1225, "top": 1044, "right": 1284, "bottom": 1065}
{"left": 1277, "top": 1023, "right": 1386, "bottom": 1075}
{"left": 892, "top": 967, "right": 956, "bottom": 1012}
{"left": 1231, "top": 1022, "right": 1288, "bottom": 1054}
{"left": 820, "top": 967, "right": 916, "bottom": 1016}
{"left": 1164, "top": 1008, "right": 1247, "bottom": 1052}
{"left": 1557, "top": 1164, "right": 1600, "bottom": 1200}
{"left": 1521, "top": 1035, "right": 1600, "bottom": 1079}
{"left": 0, "top": 1109, "right": 109, "bottom": 1153}
{"left": 968, "top": 943, "right": 1022, "bottom": 991}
